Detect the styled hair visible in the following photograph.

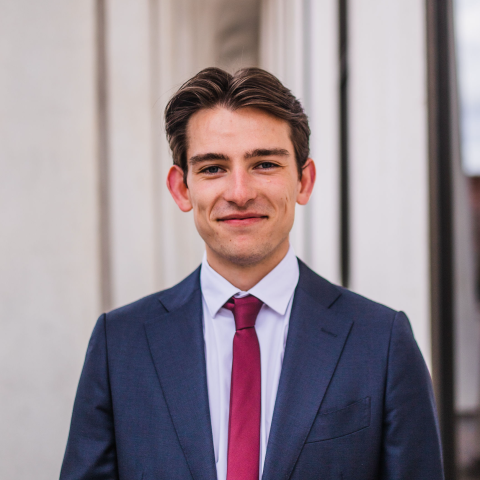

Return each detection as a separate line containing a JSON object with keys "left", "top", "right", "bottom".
{"left": 164, "top": 67, "right": 310, "bottom": 182}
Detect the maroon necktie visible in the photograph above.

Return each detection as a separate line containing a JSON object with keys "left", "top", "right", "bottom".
{"left": 224, "top": 295, "right": 263, "bottom": 480}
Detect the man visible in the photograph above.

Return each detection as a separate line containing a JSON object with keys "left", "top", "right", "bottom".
{"left": 61, "top": 67, "right": 444, "bottom": 480}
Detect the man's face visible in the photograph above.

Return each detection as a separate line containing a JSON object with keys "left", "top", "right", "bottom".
{"left": 168, "top": 106, "right": 314, "bottom": 267}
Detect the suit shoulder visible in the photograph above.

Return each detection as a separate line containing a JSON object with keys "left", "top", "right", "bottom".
{"left": 298, "top": 260, "right": 399, "bottom": 326}
{"left": 105, "top": 266, "right": 201, "bottom": 324}
{"left": 105, "top": 291, "right": 165, "bottom": 322}
{"left": 336, "top": 286, "right": 398, "bottom": 320}
{"left": 333, "top": 286, "right": 403, "bottom": 338}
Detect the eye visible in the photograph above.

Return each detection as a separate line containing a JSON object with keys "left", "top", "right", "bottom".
{"left": 256, "top": 161, "right": 277, "bottom": 169}
{"left": 201, "top": 165, "right": 223, "bottom": 174}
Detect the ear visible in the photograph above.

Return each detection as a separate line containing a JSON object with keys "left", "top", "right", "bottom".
{"left": 296, "top": 158, "right": 316, "bottom": 205}
{"left": 166, "top": 165, "right": 192, "bottom": 212}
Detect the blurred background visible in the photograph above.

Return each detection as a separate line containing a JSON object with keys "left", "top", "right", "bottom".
{"left": 0, "top": 0, "right": 479, "bottom": 478}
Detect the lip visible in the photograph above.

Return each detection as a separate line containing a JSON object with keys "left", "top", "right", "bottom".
{"left": 217, "top": 213, "right": 267, "bottom": 226}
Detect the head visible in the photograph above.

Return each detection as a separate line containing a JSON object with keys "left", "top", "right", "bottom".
{"left": 165, "top": 67, "right": 310, "bottom": 183}
{"left": 165, "top": 67, "right": 315, "bottom": 277}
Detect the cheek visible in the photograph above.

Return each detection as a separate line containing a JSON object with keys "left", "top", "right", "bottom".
{"left": 189, "top": 185, "right": 220, "bottom": 222}
{"left": 270, "top": 183, "right": 298, "bottom": 214}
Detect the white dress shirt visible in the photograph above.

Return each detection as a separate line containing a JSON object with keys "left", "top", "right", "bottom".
{"left": 200, "top": 246, "right": 299, "bottom": 480}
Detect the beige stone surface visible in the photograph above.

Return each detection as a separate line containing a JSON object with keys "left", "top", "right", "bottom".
{"left": 0, "top": 1, "right": 99, "bottom": 478}
{"left": 105, "top": 0, "right": 158, "bottom": 308}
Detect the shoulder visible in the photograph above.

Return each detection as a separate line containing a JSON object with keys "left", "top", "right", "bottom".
{"left": 104, "top": 266, "right": 201, "bottom": 325}
{"left": 297, "top": 259, "right": 400, "bottom": 331}
{"left": 297, "top": 260, "right": 420, "bottom": 371}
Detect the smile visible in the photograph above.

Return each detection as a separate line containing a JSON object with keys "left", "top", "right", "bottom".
{"left": 218, "top": 214, "right": 268, "bottom": 226}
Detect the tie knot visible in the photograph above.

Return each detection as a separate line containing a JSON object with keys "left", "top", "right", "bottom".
{"left": 224, "top": 295, "right": 263, "bottom": 330}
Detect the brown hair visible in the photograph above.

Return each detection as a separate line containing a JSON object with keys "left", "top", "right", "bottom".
{"left": 164, "top": 67, "right": 310, "bottom": 182}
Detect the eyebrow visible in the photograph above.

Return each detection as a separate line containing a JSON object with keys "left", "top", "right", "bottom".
{"left": 188, "top": 152, "right": 229, "bottom": 166}
{"left": 188, "top": 148, "right": 290, "bottom": 166}
{"left": 245, "top": 148, "right": 290, "bottom": 159}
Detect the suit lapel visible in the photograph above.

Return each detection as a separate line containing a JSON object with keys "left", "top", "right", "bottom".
{"left": 145, "top": 271, "right": 217, "bottom": 480}
{"left": 262, "top": 262, "right": 353, "bottom": 480}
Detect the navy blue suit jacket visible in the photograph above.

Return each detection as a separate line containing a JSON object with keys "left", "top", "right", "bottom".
{"left": 60, "top": 260, "right": 444, "bottom": 479}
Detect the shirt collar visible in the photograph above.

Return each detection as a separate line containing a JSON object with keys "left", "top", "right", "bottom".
{"left": 200, "top": 246, "right": 299, "bottom": 318}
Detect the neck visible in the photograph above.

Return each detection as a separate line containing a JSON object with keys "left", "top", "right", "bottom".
{"left": 206, "top": 240, "right": 290, "bottom": 291}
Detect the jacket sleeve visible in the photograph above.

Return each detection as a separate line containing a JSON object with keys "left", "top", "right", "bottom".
{"left": 60, "top": 314, "right": 118, "bottom": 480}
{"left": 380, "top": 311, "right": 444, "bottom": 479}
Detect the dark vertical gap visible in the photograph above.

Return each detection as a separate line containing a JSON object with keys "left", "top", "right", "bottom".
{"left": 426, "top": 0, "right": 456, "bottom": 478}
{"left": 96, "top": 0, "right": 112, "bottom": 312}
{"left": 339, "top": 0, "right": 349, "bottom": 288}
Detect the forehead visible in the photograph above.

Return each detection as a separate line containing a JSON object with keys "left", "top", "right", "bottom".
{"left": 186, "top": 106, "right": 293, "bottom": 157}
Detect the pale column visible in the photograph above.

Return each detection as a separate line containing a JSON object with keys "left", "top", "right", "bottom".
{"left": 105, "top": 0, "right": 158, "bottom": 307}
{"left": 349, "top": 0, "right": 431, "bottom": 366}
{"left": 0, "top": 1, "right": 99, "bottom": 478}
{"left": 307, "top": 0, "right": 341, "bottom": 284}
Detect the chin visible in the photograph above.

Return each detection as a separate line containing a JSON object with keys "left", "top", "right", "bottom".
{"left": 216, "top": 242, "right": 277, "bottom": 267}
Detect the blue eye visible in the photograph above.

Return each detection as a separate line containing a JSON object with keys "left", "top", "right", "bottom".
{"left": 204, "top": 166, "right": 220, "bottom": 174}
{"left": 258, "top": 162, "right": 276, "bottom": 169}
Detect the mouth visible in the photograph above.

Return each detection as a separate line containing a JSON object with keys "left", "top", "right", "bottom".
{"left": 217, "top": 213, "right": 268, "bottom": 226}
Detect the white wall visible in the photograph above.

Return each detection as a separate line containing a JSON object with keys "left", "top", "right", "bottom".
{"left": 105, "top": 0, "right": 158, "bottom": 307}
{"left": 0, "top": 1, "right": 99, "bottom": 478}
{"left": 307, "top": 0, "right": 341, "bottom": 285}
{"left": 348, "top": 0, "right": 432, "bottom": 367}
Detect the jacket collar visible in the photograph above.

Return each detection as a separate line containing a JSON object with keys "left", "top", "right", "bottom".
{"left": 145, "top": 266, "right": 217, "bottom": 480}
{"left": 156, "top": 266, "right": 201, "bottom": 313}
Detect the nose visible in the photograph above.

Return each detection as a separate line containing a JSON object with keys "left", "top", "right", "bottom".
{"left": 223, "top": 166, "right": 257, "bottom": 207}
